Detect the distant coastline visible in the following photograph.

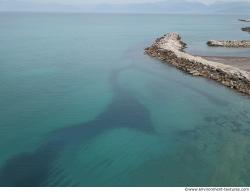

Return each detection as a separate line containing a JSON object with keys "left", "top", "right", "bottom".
{"left": 145, "top": 33, "right": 250, "bottom": 96}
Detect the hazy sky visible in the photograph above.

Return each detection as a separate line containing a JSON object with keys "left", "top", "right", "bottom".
{"left": 1, "top": 0, "right": 250, "bottom": 13}
{"left": 1, "top": 0, "right": 250, "bottom": 5}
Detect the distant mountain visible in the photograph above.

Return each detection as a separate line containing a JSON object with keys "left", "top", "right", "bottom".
{"left": 208, "top": 2, "right": 250, "bottom": 14}
{"left": 93, "top": 1, "right": 250, "bottom": 14}
{"left": 1, "top": 0, "right": 250, "bottom": 14}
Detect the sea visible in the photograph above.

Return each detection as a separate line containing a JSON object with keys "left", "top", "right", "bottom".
{"left": 0, "top": 12, "right": 250, "bottom": 186}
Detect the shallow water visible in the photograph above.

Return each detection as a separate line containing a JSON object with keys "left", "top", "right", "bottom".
{"left": 0, "top": 13, "right": 250, "bottom": 186}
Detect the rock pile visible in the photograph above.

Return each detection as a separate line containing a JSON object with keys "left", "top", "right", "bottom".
{"left": 145, "top": 32, "right": 250, "bottom": 95}
{"left": 239, "top": 19, "right": 250, "bottom": 22}
{"left": 242, "top": 27, "right": 250, "bottom": 33}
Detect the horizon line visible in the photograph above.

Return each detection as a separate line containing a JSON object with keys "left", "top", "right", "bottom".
{"left": 0, "top": 11, "right": 250, "bottom": 16}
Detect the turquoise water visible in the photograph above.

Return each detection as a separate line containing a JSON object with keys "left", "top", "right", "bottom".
{"left": 0, "top": 13, "right": 250, "bottom": 186}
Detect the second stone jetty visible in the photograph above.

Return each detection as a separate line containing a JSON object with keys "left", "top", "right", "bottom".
{"left": 145, "top": 32, "right": 250, "bottom": 95}
{"left": 207, "top": 40, "right": 250, "bottom": 48}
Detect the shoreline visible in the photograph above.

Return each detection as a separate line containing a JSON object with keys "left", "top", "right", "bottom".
{"left": 201, "top": 56, "right": 250, "bottom": 72}
{"left": 145, "top": 33, "right": 250, "bottom": 96}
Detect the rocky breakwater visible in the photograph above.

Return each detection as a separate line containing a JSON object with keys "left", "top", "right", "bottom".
{"left": 207, "top": 40, "right": 250, "bottom": 48}
{"left": 145, "top": 32, "right": 250, "bottom": 95}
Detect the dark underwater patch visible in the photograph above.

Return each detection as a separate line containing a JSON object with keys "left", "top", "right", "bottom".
{"left": 0, "top": 66, "right": 155, "bottom": 186}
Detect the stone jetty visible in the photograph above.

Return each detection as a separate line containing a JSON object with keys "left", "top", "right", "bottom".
{"left": 145, "top": 32, "right": 250, "bottom": 95}
{"left": 207, "top": 40, "right": 250, "bottom": 48}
